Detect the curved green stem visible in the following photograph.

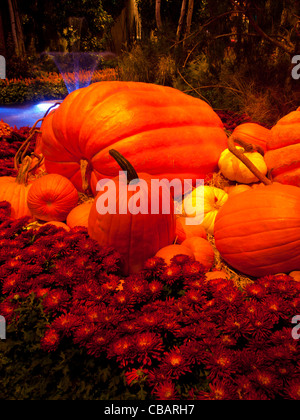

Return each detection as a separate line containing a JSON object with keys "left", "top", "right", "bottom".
{"left": 109, "top": 149, "right": 139, "bottom": 184}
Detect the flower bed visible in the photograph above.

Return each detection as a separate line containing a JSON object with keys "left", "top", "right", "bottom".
{"left": 0, "top": 69, "right": 118, "bottom": 104}
{"left": 0, "top": 121, "right": 299, "bottom": 400}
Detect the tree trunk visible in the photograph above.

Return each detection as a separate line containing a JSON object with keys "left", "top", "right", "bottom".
{"left": 0, "top": 8, "right": 6, "bottom": 56}
{"left": 184, "top": 0, "right": 194, "bottom": 46}
{"left": 155, "top": 0, "right": 163, "bottom": 32}
{"left": 176, "top": 0, "right": 187, "bottom": 42}
{"left": 7, "top": 0, "right": 25, "bottom": 56}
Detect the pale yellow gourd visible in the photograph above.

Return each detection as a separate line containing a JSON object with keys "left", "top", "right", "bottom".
{"left": 181, "top": 185, "right": 228, "bottom": 235}
{"left": 218, "top": 146, "right": 268, "bottom": 183}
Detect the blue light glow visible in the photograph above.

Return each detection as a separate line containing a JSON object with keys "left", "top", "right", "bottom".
{"left": 0, "top": 100, "right": 61, "bottom": 128}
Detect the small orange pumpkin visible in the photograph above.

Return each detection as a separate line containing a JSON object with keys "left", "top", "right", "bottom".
{"left": 155, "top": 244, "right": 195, "bottom": 265}
{"left": 43, "top": 221, "right": 70, "bottom": 231}
{"left": 66, "top": 201, "right": 94, "bottom": 228}
{"left": 175, "top": 216, "right": 207, "bottom": 244}
{"left": 224, "top": 184, "right": 252, "bottom": 197}
{"left": 181, "top": 237, "right": 215, "bottom": 270}
{"left": 231, "top": 122, "right": 271, "bottom": 152}
{"left": 27, "top": 174, "right": 79, "bottom": 222}
{"left": 0, "top": 156, "right": 34, "bottom": 219}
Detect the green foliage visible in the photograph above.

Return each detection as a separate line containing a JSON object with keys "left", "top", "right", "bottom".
{"left": 0, "top": 294, "right": 140, "bottom": 400}
{"left": 19, "top": 0, "right": 120, "bottom": 53}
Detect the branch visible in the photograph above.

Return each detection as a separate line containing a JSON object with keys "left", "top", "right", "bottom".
{"left": 230, "top": 0, "right": 295, "bottom": 55}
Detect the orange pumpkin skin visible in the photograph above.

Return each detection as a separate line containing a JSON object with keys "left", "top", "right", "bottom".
{"left": 27, "top": 174, "right": 79, "bottom": 222}
{"left": 175, "top": 216, "right": 207, "bottom": 244}
{"left": 224, "top": 184, "right": 252, "bottom": 197}
{"left": 231, "top": 122, "right": 271, "bottom": 152}
{"left": 0, "top": 177, "right": 32, "bottom": 219}
{"left": 39, "top": 81, "right": 228, "bottom": 194}
{"left": 0, "top": 157, "right": 34, "bottom": 219}
{"left": 181, "top": 237, "right": 215, "bottom": 270}
{"left": 264, "top": 109, "right": 300, "bottom": 187}
{"left": 88, "top": 171, "right": 176, "bottom": 275}
{"left": 214, "top": 183, "right": 300, "bottom": 277}
{"left": 66, "top": 201, "right": 94, "bottom": 228}
{"left": 43, "top": 221, "right": 70, "bottom": 231}
{"left": 155, "top": 244, "right": 195, "bottom": 265}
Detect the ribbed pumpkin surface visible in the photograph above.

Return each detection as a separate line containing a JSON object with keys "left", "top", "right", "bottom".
{"left": 88, "top": 171, "right": 176, "bottom": 275}
{"left": 39, "top": 81, "right": 227, "bottom": 193}
{"left": 231, "top": 122, "right": 271, "bottom": 152}
{"left": 27, "top": 174, "right": 79, "bottom": 222}
{"left": 214, "top": 183, "right": 300, "bottom": 277}
{"left": 264, "top": 108, "right": 300, "bottom": 187}
{"left": 0, "top": 177, "right": 32, "bottom": 219}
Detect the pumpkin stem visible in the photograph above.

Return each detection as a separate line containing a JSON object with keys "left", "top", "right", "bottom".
{"left": 109, "top": 149, "right": 139, "bottom": 184}
{"left": 80, "top": 159, "right": 91, "bottom": 194}
{"left": 227, "top": 135, "right": 272, "bottom": 185}
{"left": 230, "top": 133, "right": 265, "bottom": 156}
{"left": 16, "top": 155, "right": 32, "bottom": 185}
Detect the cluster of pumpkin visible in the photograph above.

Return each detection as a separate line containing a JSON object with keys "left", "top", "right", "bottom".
{"left": 0, "top": 81, "right": 299, "bottom": 280}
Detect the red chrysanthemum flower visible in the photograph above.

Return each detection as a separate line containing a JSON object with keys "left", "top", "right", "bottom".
{"left": 137, "top": 311, "right": 163, "bottom": 331}
{"left": 247, "top": 309, "right": 276, "bottom": 340}
{"left": 248, "top": 370, "right": 282, "bottom": 398}
{"left": 148, "top": 280, "right": 164, "bottom": 299}
{"left": 244, "top": 283, "right": 267, "bottom": 300}
{"left": 182, "top": 260, "right": 206, "bottom": 279}
{"left": 197, "top": 379, "right": 236, "bottom": 400}
{"left": 42, "top": 289, "right": 70, "bottom": 313}
{"left": 160, "top": 264, "right": 182, "bottom": 285}
{"left": 100, "top": 275, "right": 120, "bottom": 293}
{"left": 130, "top": 331, "right": 164, "bottom": 366}
{"left": 153, "top": 380, "right": 179, "bottom": 400}
{"left": 34, "top": 287, "right": 51, "bottom": 298}
{"left": 122, "top": 276, "right": 151, "bottom": 303}
{"left": 261, "top": 295, "right": 289, "bottom": 322}
{"left": 107, "top": 336, "right": 133, "bottom": 366}
{"left": 160, "top": 346, "right": 192, "bottom": 379}
{"left": 73, "top": 323, "right": 96, "bottom": 345}
{"left": 97, "top": 307, "right": 124, "bottom": 328}
{"left": 284, "top": 379, "right": 300, "bottom": 400}
{"left": 40, "top": 327, "right": 60, "bottom": 352}
{"left": 222, "top": 312, "right": 252, "bottom": 339}
{"left": 169, "top": 254, "right": 193, "bottom": 266}
{"left": 0, "top": 299, "right": 18, "bottom": 322}
{"left": 110, "top": 291, "right": 134, "bottom": 309}
{"left": 101, "top": 253, "right": 122, "bottom": 273}
{"left": 205, "top": 347, "right": 238, "bottom": 380}
{"left": 143, "top": 257, "right": 166, "bottom": 272}
{"left": 72, "top": 282, "right": 104, "bottom": 304}
{"left": 2, "top": 273, "right": 20, "bottom": 294}
{"left": 214, "top": 285, "right": 244, "bottom": 310}
{"left": 125, "top": 368, "right": 148, "bottom": 386}
{"left": 86, "top": 330, "right": 114, "bottom": 357}
{"left": 51, "top": 312, "right": 79, "bottom": 331}
{"left": 183, "top": 288, "right": 206, "bottom": 306}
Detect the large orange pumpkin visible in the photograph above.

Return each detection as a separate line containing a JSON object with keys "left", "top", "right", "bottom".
{"left": 264, "top": 108, "right": 300, "bottom": 187}
{"left": 88, "top": 150, "right": 176, "bottom": 275}
{"left": 38, "top": 81, "right": 228, "bottom": 194}
{"left": 214, "top": 182, "right": 300, "bottom": 277}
